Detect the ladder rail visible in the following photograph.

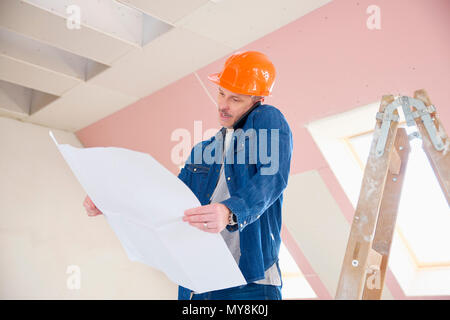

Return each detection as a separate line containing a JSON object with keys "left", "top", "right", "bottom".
{"left": 335, "top": 89, "right": 449, "bottom": 300}
{"left": 335, "top": 95, "right": 399, "bottom": 299}
{"left": 362, "top": 128, "right": 410, "bottom": 299}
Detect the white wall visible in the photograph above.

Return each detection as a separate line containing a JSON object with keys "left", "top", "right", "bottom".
{"left": 0, "top": 117, "right": 176, "bottom": 299}
{"left": 282, "top": 170, "right": 394, "bottom": 299}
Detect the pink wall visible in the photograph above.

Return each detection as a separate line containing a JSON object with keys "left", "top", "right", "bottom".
{"left": 76, "top": 0, "right": 450, "bottom": 299}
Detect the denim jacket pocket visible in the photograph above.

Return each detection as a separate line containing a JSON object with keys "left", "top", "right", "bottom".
{"left": 185, "top": 164, "right": 210, "bottom": 200}
{"left": 185, "top": 163, "right": 210, "bottom": 174}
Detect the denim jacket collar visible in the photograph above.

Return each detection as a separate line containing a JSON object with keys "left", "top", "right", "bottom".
{"left": 232, "top": 101, "right": 261, "bottom": 130}
{"left": 215, "top": 101, "right": 262, "bottom": 142}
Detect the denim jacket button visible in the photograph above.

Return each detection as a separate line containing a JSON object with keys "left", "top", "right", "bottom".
{"left": 227, "top": 177, "right": 231, "bottom": 181}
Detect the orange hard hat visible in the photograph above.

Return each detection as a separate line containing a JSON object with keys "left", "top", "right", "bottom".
{"left": 208, "top": 51, "right": 276, "bottom": 97}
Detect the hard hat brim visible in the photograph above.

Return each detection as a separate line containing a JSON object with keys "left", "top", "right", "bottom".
{"left": 207, "top": 71, "right": 273, "bottom": 97}
{"left": 207, "top": 73, "right": 221, "bottom": 85}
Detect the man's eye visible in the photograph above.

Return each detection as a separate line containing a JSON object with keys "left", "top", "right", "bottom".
{"left": 232, "top": 98, "right": 239, "bottom": 102}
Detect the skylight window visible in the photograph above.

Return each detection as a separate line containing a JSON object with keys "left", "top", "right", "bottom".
{"left": 347, "top": 127, "right": 450, "bottom": 267}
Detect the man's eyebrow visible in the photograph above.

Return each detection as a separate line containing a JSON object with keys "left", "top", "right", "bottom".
{"left": 219, "top": 89, "right": 241, "bottom": 99}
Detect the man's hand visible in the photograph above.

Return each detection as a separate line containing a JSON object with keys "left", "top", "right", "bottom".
{"left": 183, "top": 203, "right": 231, "bottom": 233}
{"left": 83, "top": 195, "right": 103, "bottom": 217}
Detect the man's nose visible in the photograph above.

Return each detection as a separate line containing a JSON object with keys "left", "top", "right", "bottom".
{"left": 218, "top": 102, "right": 229, "bottom": 112}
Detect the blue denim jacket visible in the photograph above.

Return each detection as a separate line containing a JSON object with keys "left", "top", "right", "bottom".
{"left": 176, "top": 102, "right": 293, "bottom": 300}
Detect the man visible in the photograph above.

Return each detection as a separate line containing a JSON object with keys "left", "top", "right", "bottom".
{"left": 84, "top": 51, "right": 293, "bottom": 300}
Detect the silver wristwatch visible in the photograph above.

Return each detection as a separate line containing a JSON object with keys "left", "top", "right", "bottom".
{"left": 228, "top": 211, "right": 237, "bottom": 226}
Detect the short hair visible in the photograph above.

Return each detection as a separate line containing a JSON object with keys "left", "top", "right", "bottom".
{"left": 251, "top": 95, "right": 263, "bottom": 102}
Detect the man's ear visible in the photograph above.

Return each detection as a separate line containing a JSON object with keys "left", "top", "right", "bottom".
{"left": 251, "top": 96, "right": 264, "bottom": 104}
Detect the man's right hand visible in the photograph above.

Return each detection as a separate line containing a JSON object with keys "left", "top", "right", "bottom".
{"left": 83, "top": 195, "right": 103, "bottom": 217}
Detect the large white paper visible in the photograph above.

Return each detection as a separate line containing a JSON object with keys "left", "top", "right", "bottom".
{"left": 49, "top": 131, "right": 246, "bottom": 293}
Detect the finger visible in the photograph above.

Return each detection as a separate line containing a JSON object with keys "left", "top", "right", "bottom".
{"left": 183, "top": 213, "right": 216, "bottom": 223}
{"left": 189, "top": 222, "right": 218, "bottom": 233}
{"left": 88, "top": 210, "right": 102, "bottom": 216}
{"left": 86, "top": 207, "right": 101, "bottom": 215}
{"left": 88, "top": 198, "right": 96, "bottom": 208}
{"left": 86, "top": 208, "right": 98, "bottom": 215}
{"left": 184, "top": 204, "right": 214, "bottom": 216}
{"left": 83, "top": 202, "right": 93, "bottom": 210}
{"left": 87, "top": 197, "right": 97, "bottom": 208}
{"left": 84, "top": 201, "right": 95, "bottom": 211}
{"left": 83, "top": 198, "right": 94, "bottom": 209}
{"left": 201, "top": 221, "right": 218, "bottom": 229}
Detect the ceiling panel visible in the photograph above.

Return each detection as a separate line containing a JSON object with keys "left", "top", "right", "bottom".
{"left": 89, "top": 27, "right": 234, "bottom": 98}
{"left": 0, "top": 80, "right": 59, "bottom": 119}
{"left": 0, "top": 27, "right": 87, "bottom": 81}
{"left": 116, "top": 0, "right": 210, "bottom": 24}
{"left": 0, "top": 80, "right": 32, "bottom": 118}
{"left": 0, "top": 0, "right": 137, "bottom": 65}
{"left": 0, "top": 0, "right": 332, "bottom": 131}
{"left": 23, "top": 0, "right": 173, "bottom": 47}
{"left": 0, "top": 56, "right": 81, "bottom": 96}
{"left": 27, "top": 84, "right": 138, "bottom": 131}
{"left": 0, "top": 27, "right": 110, "bottom": 96}
{"left": 176, "top": 0, "right": 332, "bottom": 49}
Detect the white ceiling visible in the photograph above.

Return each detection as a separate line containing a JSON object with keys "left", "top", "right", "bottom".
{"left": 0, "top": 0, "right": 331, "bottom": 132}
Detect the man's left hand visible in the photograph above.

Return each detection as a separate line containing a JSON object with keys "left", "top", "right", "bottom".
{"left": 183, "top": 203, "right": 231, "bottom": 233}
